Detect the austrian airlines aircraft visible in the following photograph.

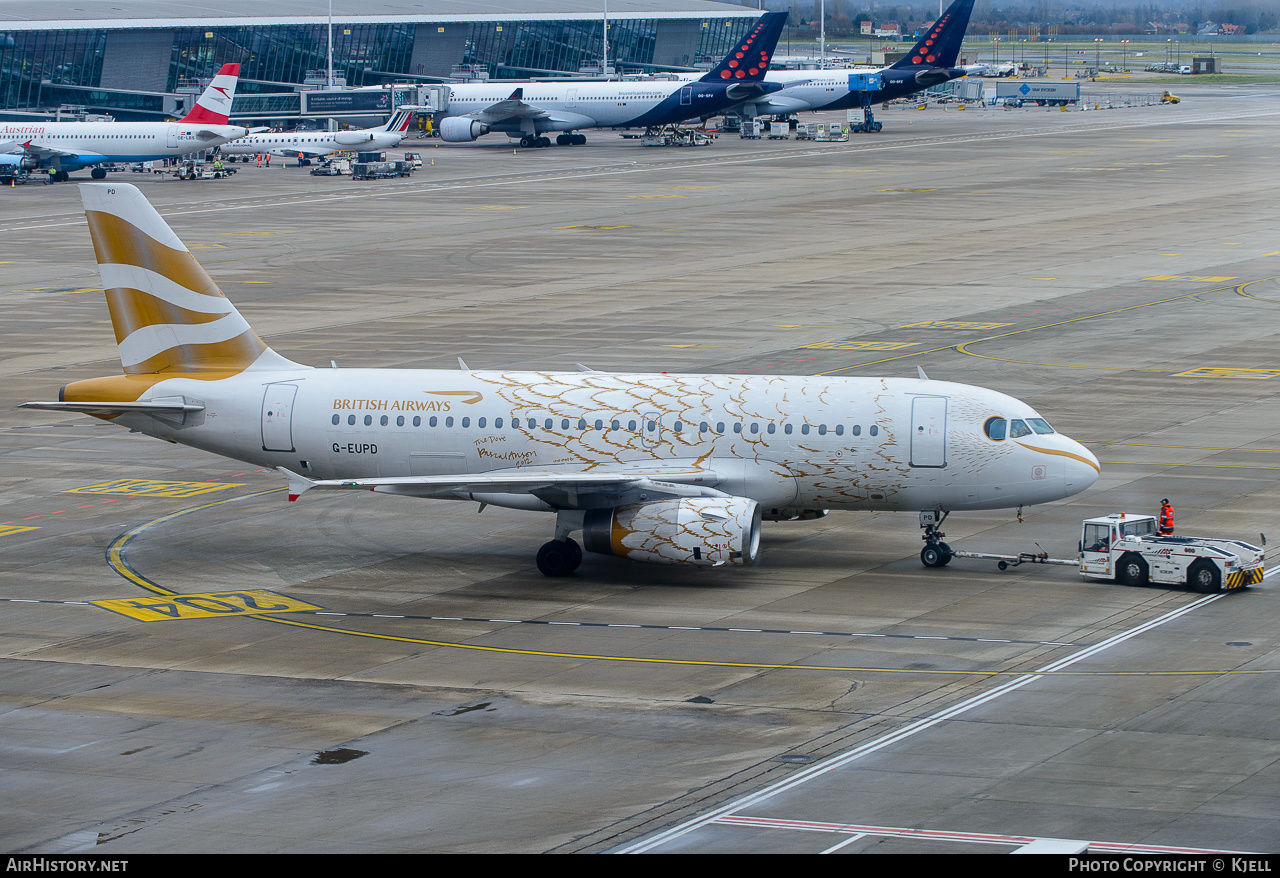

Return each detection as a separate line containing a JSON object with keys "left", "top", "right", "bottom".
{"left": 0, "top": 64, "right": 247, "bottom": 182}
{"left": 695, "top": 0, "right": 975, "bottom": 128}
{"left": 22, "top": 184, "right": 1100, "bottom": 576}
{"left": 219, "top": 109, "right": 415, "bottom": 162}
{"left": 437, "top": 11, "right": 788, "bottom": 147}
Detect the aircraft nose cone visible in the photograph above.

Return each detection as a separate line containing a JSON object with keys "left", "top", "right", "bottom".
{"left": 1063, "top": 439, "right": 1100, "bottom": 493}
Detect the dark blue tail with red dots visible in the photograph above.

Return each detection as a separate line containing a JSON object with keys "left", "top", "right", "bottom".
{"left": 699, "top": 11, "right": 788, "bottom": 83}
{"left": 890, "top": 0, "right": 975, "bottom": 70}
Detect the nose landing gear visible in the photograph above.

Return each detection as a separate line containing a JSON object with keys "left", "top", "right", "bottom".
{"left": 920, "top": 509, "right": 954, "bottom": 567}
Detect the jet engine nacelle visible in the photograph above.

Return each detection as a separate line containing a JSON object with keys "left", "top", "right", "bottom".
{"left": 439, "top": 117, "right": 491, "bottom": 143}
{"left": 1, "top": 154, "right": 39, "bottom": 171}
{"left": 334, "top": 131, "right": 374, "bottom": 146}
{"left": 582, "top": 497, "right": 761, "bottom": 567}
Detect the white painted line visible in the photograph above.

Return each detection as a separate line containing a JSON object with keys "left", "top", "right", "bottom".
{"left": 618, "top": 594, "right": 1227, "bottom": 854}
{"left": 820, "top": 832, "right": 867, "bottom": 854}
{"left": 708, "top": 816, "right": 1255, "bottom": 855}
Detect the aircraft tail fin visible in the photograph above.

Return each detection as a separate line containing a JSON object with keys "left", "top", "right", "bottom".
{"left": 79, "top": 182, "right": 297, "bottom": 376}
{"left": 383, "top": 108, "right": 414, "bottom": 133}
{"left": 890, "top": 0, "right": 975, "bottom": 69}
{"left": 699, "top": 11, "right": 788, "bottom": 83}
{"left": 180, "top": 63, "right": 240, "bottom": 124}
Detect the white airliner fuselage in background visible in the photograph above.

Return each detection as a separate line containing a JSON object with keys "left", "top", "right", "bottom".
{"left": 681, "top": 0, "right": 976, "bottom": 124}
{"left": 0, "top": 64, "right": 247, "bottom": 182}
{"left": 22, "top": 184, "right": 1099, "bottom": 577}
{"left": 434, "top": 12, "right": 789, "bottom": 147}
{"left": 220, "top": 109, "right": 415, "bottom": 161}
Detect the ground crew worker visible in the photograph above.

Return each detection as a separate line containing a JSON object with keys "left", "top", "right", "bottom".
{"left": 1159, "top": 499, "right": 1175, "bottom": 535}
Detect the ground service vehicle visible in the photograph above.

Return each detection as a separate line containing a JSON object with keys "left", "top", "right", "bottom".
{"left": 1160, "top": 91, "right": 1181, "bottom": 104}
{"left": 1080, "top": 513, "right": 1264, "bottom": 592}
{"left": 994, "top": 80, "right": 1080, "bottom": 106}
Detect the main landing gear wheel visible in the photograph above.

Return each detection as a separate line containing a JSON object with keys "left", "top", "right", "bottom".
{"left": 519, "top": 135, "right": 535, "bottom": 148}
{"left": 536, "top": 538, "right": 582, "bottom": 577}
{"left": 90, "top": 167, "right": 107, "bottom": 179}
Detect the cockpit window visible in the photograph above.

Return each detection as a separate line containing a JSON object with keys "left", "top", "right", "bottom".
{"left": 1026, "top": 418, "right": 1055, "bottom": 435}
{"left": 1009, "top": 419, "right": 1032, "bottom": 438}
{"left": 983, "top": 417, "right": 1007, "bottom": 441}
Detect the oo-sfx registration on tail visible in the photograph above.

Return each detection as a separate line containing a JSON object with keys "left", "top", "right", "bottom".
{"left": 22, "top": 184, "right": 1099, "bottom": 576}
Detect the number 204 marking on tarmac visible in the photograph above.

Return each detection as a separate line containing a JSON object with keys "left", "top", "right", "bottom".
{"left": 92, "top": 589, "right": 321, "bottom": 622}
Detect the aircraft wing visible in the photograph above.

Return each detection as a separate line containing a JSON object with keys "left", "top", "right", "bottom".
{"left": 20, "top": 399, "right": 205, "bottom": 415}
{"left": 270, "top": 146, "right": 334, "bottom": 158}
{"left": 467, "top": 88, "right": 551, "bottom": 125}
{"left": 1, "top": 141, "right": 100, "bottom": 163}
{"left": 281, "top": 466, "right": 726, "bottom": 506}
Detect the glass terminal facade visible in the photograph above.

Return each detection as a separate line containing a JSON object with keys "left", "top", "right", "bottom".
{"left": 1, "top": 15, "right": 757, "bottom": 117}
{"left": 0, "top": 29, "right": 108, "bottom": 111}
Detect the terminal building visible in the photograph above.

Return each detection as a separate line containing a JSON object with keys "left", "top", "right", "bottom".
{"left": 0, "top": 0, "right": 764, "bottom": 121}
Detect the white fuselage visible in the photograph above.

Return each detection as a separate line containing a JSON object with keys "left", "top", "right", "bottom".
{"left": 221, "top": 128, "right": 406, "bottom": 158}
{"left": 674, "top": 69, "right": 881, "bottom": 114}
{"left": 113, "top": 368, "right": 1098, "bottom": 513}
{"left": 0, "top": 121, "right": 249, "bottom": 170}
{"left": 440, "top": 81, "right": 706, "bottom": 131}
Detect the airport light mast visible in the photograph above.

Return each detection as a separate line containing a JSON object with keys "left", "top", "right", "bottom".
{"left": 327, "top": 0, "right": 334, "bottom": 88}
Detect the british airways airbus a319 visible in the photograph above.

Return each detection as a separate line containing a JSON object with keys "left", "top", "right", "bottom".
{"left": 21, "top": 183, "right": 1099, "bottom": 577}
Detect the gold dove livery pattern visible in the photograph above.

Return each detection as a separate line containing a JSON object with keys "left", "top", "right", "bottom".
{"left": 21, "top": 184, "right": 1100, "bottom": 576}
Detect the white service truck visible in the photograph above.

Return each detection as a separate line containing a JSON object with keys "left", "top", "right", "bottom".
{"left": 940, "top": 511, "right": 1265, "bottom": 593}
{"left": 1080, "top": 513, "right": 1264, "bottom": 592}
{"left": 995, "top": 80, "right": 1081, "bottom": 107}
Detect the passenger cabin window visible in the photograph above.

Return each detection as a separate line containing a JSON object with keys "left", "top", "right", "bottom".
{"left": 984, "top": 417, "right": 1007, "bottom": 441}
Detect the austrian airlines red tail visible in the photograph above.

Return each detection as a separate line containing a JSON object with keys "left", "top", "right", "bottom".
{"left": 180, "top": 63, "right": 240, "bottom": 125}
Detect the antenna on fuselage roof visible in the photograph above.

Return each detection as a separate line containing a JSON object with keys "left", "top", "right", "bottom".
{"left": 917, "top": 366, "right": 929, "bottom": 380}
{"left": 458, "top": 357, "right": 470, "bottom": 372}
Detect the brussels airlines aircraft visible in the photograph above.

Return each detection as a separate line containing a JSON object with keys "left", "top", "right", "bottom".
{"left": 437, "top": 11, "right": 788, "bottom": 148}
{"left": 220, "top": 109, "right": 415, "bottom": 162}
{"left": 21, "top": 184, "right": 1100, "bottom": 576}
{"left": 692, "top": 0, "right": 976, "bottom": 128}
{"left": 0, "top": 64, "right": 247, "bottom": 182}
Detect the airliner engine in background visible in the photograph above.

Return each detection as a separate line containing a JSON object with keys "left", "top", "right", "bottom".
{"left": 704, "top": 0, "right": 976, "bottom": 129}
{"left": 219, "top": 109, "right": 415, "bottom": 163}
{"left": 0, "top": 64, "right": 247, "bottom": 182}
{"left": 436, "top": 11, "right": 788, "bottom": 148}
{"left": 21, "top": 184, "right": 1100, "bottom": 577}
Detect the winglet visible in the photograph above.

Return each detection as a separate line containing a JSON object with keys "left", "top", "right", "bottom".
{"left": 278, "top": 467, "right": 314, "bottom": 502}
